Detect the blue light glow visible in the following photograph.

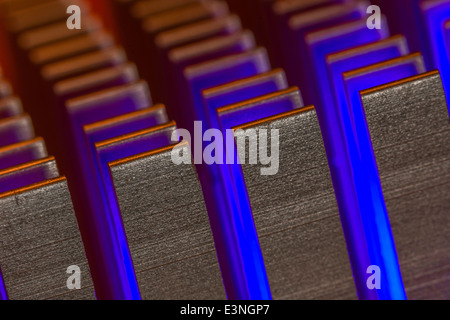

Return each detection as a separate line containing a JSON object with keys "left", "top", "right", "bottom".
{"left": 203, "top": 71, "right": 288, "bottom": 111}
{"left": 342, "top": 56, "right": 426, "bottom": 300}
{"left": 282, "top": 2, "right": 367, "bottom": 104}
{"left": 65, "top": 93, "right": 150, "bottom": 299}
{"left": 0, "top": 267, "right": 7, "bottom": 300}
{"left": 82, "top": 110, "right": 168, "bottom": 300}
{"left": 421, "top": 1, "right": 450, "bottom": 113}
{"left": 306, "top": 18, "right": 391, "bottom": 299}
{"left": 325, "top": 39, "right": 409, "bottom": 299}
{"left": 184, "top": 53, "right": 273, "bottom": 299}
{"left": 218, "top": 93, "right": 301, "bottom": 131}
{"left": 94, "top": 127, "right": 175, "bottom": 300}
{"left": 0, "top": 163, "right": 53, "bottom": 194}
{"left": 216, "top": 90, "right": 302, "bottom": 299}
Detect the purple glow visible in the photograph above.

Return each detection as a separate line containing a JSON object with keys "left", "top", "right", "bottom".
{"left": 183, "top": 50, "right": 273, "bottom": 299}
{"left": 341, "top": 55, "right": 426, "bottom": 300}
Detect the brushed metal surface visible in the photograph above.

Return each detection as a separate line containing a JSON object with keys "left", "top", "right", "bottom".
{"left": 83, "top": 104, "right": 168, "bottom": 143}
{"left": 0, "top": 177, "right": 95, "bottom": 300}
{"left": 60, "top": 81, "right": 152, "bottom": 299}
{"left": 235, "top": 108, "right": 357, "bottom": 300}
{"left": 217, "top": 87, "right": 303, "bottom": 128}
{"left": 109, "top": 144, "right": 226, "bottom": 300}
{"left": 360, "top": 71, "right": 450, "bottom": 300}
{"left": 0, "top": 157, "right": 59, "bottom": 194}
{"left": 0, "top": 137, "right": 47, "bottom": 171}
{"left": 202, "top": 68, "right": 288, "bottom": 111}
{"left": 180, "top": 47, "right": 271, "bottom": 127}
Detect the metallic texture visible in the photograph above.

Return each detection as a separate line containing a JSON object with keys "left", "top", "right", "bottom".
{"left": 0, "top": 157, "right": 59, "bottom": 194}
{"left": 202, "top": 68, "right": 288, "bottom": 112}
{"left": 361, "top": 71, "right": 450, "bottom": 300}
{"left": 337, "top": 53, "right": 427, "bottom": 300}
{"left": 203, "top": 87, "right": 304, "bottom": 299}
{"left": 235, "top": 107, "right": 357, "bottom": 300}
{"left": 176, "top": 48, "right": 273, "bottom": 299}
{"left": 327, "top": 35, "right": 409, "bottom": 124}
{"left": 109, "top": 143, "right": 226, "bottom": 300}
{"left": 162, "top": 30, "right": 256, "bottom": 112}
{"left": 61, "top": 81, "right": 153, "bottom": 299}
{"left": 78, "top": 120, "right": 175, "bottom": 300}
{"left": 420, "top": 0, "right": 450, "bottom": 111}
{"left": 0, "top": 137, "right": 47, "bottom": 171}
{"left": 285, "top": 2, "right": 370, "bottom": 105}
{"left": 0, "top": 177, "right": 95, "bottom": 300}
{"left": 323, "top": 36, "right": 409, "bottom": 298}
{"left": 94, "top": 123, "right": 177, "bottom": 282}
{"left": 135, "top": 1, "right": 232, "bottom": 104}
{"left": 152, "top": 14, "right": 243, "bottom": 109}
{"left": 217, "top": 87, "right": 303, "bottom": 129}
{"left": 83, "top": 104, "right": 168, "bottom": 144}
{"left": 306, "top": 16, "right": 388, "bottom": 109}
{"left": 182, "top": 47, "right": 271, "bottom": 128}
